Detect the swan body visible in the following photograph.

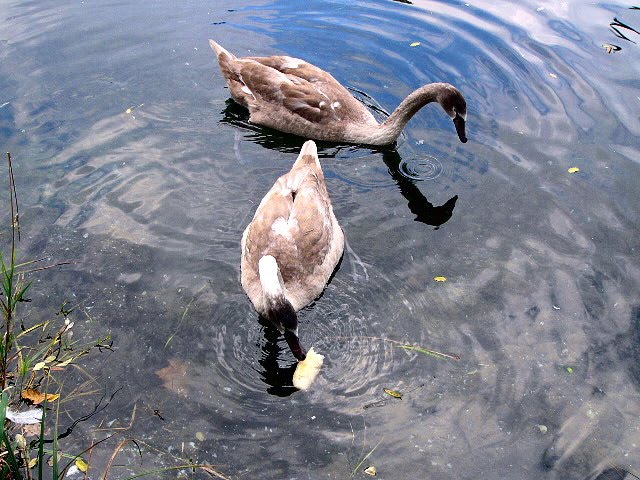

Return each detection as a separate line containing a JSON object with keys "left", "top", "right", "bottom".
{"left": 209, "top": 40, "right": 468, "bottom": 145}
{"left": 241, "top": 140, "right": 344, "bottom": 361}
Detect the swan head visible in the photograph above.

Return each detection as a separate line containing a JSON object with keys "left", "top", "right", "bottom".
{"left": 437, "top": 85, "right": 467, "bottom": 143}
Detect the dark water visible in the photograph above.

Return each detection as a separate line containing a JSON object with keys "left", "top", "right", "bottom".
{"left": 2, "top": 0, "right": 640, "bottom": 478}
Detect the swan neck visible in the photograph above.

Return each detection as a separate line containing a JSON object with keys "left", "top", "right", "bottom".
{"left": 378, "top": 83, "right": 442, "bottom": 143}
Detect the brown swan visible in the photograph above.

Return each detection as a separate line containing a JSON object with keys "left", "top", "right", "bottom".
{"left": 241, "top": 140, "right": 343, "bottom": 381}
{"left": 209, "top": 40, "right": 468, "bottom": 146}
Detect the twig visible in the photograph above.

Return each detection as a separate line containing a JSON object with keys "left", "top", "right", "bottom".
{"left": 351, "top": 437, "right": 383, "bottom": 477}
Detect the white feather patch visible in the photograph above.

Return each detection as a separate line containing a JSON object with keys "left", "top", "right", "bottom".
{"left": 258, "top": 255, "right": 282, "bottom": 297}
{"left": 282, "top": 60, "right": 301, "bottom": 69}
{"left": 331, "top": 101, "right": 341, "bottom": 110}
{"left": 271, "top": 217, "right": 297, "bottom": 240}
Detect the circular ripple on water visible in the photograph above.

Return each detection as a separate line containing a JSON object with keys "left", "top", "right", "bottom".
{"left": 204, "top": 258, "right": 410, "bottom": 408}
{"left": 399, "top": 154, "right": 444, "bottom": 181}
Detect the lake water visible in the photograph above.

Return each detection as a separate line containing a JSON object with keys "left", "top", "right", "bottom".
{"left": 1, "top": 0, "right": 640, "bottom": 478}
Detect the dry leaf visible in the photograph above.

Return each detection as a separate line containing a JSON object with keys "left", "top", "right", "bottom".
{"left": 28, "top": 458, "right": 38, "bottom": 469}
{"left": 410, "top": 42, "right": 421, "bottom": 47}
{"left": 434, "top": 276, "right": 447, "bottom": 282}
{"left": 364, "top": 466, "right": 377, "bottom": 476}
{"left": 22, "top": 423, "right": 41, "bottom": 438}
{"left": 567, "top": 167, "right": 580, "bottom": 173}
{"left": 155, "top": 359, "right": 190, "bottom": 396}
{"left": 195, "top": 431, "right": 205, "bottom": 442}
{"left": 21, "top": 389, "right": 60, "bottom": 405}
{"left": 383, "top": 388, "right": 403, "bottom": 399}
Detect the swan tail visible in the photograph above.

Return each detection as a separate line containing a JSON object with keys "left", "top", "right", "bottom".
{"left": 208, "top": 39, "right": 236, "bottom": 60}
{"left": 292, "top": 140, "right": 320, "bottom": 169}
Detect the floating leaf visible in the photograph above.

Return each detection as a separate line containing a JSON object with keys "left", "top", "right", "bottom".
{"left": 125, "top": 108, "right": 132, "bottom": 114}
{"left": 537, "top": 424, "right": 548, "bottom": 433}
{"left": 410, "top": 42, "right": 421, "bottom": 47}
{"left": 44, "top": 355, "right": 57, "bottom": 363}
{"left": 364, "top": 466, "right": 377, "bottom": 476}
{"left": 566, "top": 366, "right": 574, "bottom": 373}
{"left": 21, "top": 389, "right": 60, "bottom": 405}
{"left": 75, "top": 458, "right": 89, "bottom": 473}
{"left": 567, "top": 167, "right": 580, "bottom": 173}
{"left": 602, "top": 43, "right": 620, "bottom": 54}
{"left": 28, "top": 458, "right": 38, "bottom": 469}
{"left": 549, "top": 72, "right": 558, "bottom": 79}
{"left": 433, "top": 276, "right": 447, "bottom": 282}
{"left": 195, "top": 431, "right": 205, "bottom": 442}
{"left": 383, "top": 388, "right": 402, "bottom": 399}
{"left": 32, "top": 361, "right": 47, "bottom": 371}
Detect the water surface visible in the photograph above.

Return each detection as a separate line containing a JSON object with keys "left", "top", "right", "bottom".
{"left": 1, "top": 0, "right": 640, "bottom": 478}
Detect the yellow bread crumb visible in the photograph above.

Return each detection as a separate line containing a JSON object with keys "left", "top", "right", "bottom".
{"left": 292, "top": 347, "right": 324, "bottom": 390}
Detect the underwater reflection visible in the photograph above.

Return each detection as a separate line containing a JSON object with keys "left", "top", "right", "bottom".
{"left": 256, "top": 317, "right": 298, "bottom": 397}
{"left": 608, "top": 7, "right": 640, "bottom": 49}
{"left": 379, "top": 148, "right": 458, "bottom": 228}
{"left": 220, "top": 101, "right": 458, "bottom": 229}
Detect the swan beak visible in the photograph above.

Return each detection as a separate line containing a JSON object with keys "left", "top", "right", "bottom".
{"left": 453, "top": 114, "right": 467, "bottom": 143}
{"left": 284, "top": 329, "right": 307, "bottom": 361}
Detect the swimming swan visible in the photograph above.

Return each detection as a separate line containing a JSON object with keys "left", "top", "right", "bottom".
{"left": 241, "top": 140, "right": 344, "bottom": 373}
{"left": 209, "top": 40, "right": 468, "bottom": 146}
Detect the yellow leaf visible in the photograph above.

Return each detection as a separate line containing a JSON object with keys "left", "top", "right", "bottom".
{"left": 32, "top": 362, "right": 47, "bottom": 371}
{"left": 195, "top": 431, "right": 205, "bottom": 442}
{"left": 28, "top": 458, "right": 38, "bottom": 469}
{"left": 56, "top": 358, "right": 72, "bottom": 367}
{"left": 364, "top": 466, "right": 377, "bottom": 476}
{"left": 44, "top": 355, "right": 56, "bottom": 363}
{"left": 567, "top": 167, "right": 580, "bottom": 173}
{"left": 410, "top": 42, "right": 421, "bottom": 47}
{"left": 566, "top": 366, "right": 574, "bottom": 373}
{"left": 75, "top": 458, "right": 89, "bottom": 472}
{"left": 434, "top": 276, "right": 447, "bottom": 282}
{"left": 125, "top": 108, "right": 132, "bottom": 114}
{"left": 21, "top": 389, "right": 60, "bottom": 405}
{"left": 383, "top": 388, "right": 402, "bottom": 399}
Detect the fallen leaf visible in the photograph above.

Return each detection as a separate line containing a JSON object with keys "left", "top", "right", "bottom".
{"left": 549, "top": 72, "right": 558, "bottom": 79}
{"left": 364, "top": 466, "right": 377, "bottom": 476}
{"left": 28, "top": 458, "right": 38, "bottom": 469}
{"left": 433, "top": 276, "right": 447, "bottom": 282}
{"left": 195, "top": 431, "right": 205, "bottom": 442}
{"left": 602, "top": 43, "right": 620, "bottom": 54}
{"left": 567, "top": 167, "right": 580, "bottom": 173}
{"left": 32, "top": 361, "right": 47, "bottom": 371}
{"left": 410, "top": 42, "right": 421, "bottom": 47}
{"left": 155, "top": 359, "right": 190, "bottom": 396}
{"left": 566, "top": 366, "right": 574, "bottom": 373}
{"left": 21, "top": 389, "right": 60, "bottom": 405}
{"left": 125, "top": 108, "right": 132, "bottom": 114}
{"left": 75, "top": 458, "right": 89, "bottom": 473}
{"left": 22, "top": 423, "right": 41, "bottom": 438}
{"left": 383, "top": 388, "right": 402, "bottom": 399}
{"left": 537, "top": 424, "right": 548, "bottom": 433}
{"left": 44, "top": 355, "right": 56, "bottom": 363}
